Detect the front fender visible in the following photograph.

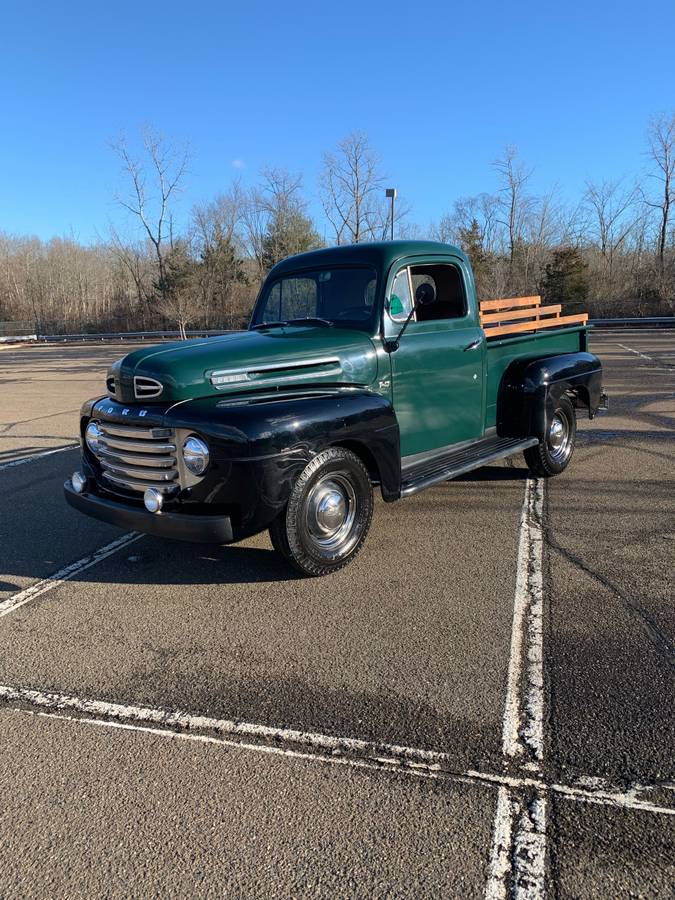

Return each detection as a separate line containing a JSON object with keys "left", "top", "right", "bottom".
{"left": 497, "top": 352, "right": 603, "bottom": 440}
{"left": 163, "top": 388, "right": 401, "bottom": 537}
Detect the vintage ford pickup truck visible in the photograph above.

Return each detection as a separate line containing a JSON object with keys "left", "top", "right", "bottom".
{"left": 65, "top": 241, "right": 605, "bottom": 575}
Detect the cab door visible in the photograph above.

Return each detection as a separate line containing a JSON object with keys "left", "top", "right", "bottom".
{"left": 385, "top": 259, "right": 485, "bottom": 459}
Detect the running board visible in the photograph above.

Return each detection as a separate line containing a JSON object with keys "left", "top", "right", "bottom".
{"left": 400, "top": 435, "right": 539, "bottom": 496}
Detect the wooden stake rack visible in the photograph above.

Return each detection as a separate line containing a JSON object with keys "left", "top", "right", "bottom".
{"left": 479, "top": 295, "right": 588, "bottom": 338}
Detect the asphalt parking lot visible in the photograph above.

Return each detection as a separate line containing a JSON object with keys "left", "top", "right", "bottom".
{"left": 0, "top": 332, "right": 673, "bottom": 898}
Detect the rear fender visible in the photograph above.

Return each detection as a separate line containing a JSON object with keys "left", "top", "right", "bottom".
{"left": 497, "top": 352, "right": 603, "bottom": 440}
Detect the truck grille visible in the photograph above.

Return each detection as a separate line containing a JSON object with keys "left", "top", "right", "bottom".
{"left": 97, "top": 422, "right": 179, "bottom": 494}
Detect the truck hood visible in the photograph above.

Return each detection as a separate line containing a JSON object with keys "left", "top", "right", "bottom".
{"left": 109, "top": 326, "right": 381, "bottom": 404}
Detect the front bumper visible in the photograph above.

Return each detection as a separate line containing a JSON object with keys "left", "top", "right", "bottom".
{"left": 64, "top": 480, "right": 234, "bottom": 543}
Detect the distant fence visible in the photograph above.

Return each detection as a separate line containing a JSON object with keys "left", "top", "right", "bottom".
{"left": 1, "top": 317, "right": 674, "bottom": 345}
{"left": 0, "top": 321, "right": 37, "bottom": 342}
{"left": 589, "top": 317, "right": 675, "bottom": 328}
{"left": 37, "top": 318, "right": 675, "bottom": 342}
{"left": 36, "top": 329, "right": 236, "bottom": 343}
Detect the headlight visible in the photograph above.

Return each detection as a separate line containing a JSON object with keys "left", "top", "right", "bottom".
{"left": 85, "top": 420, "right": 102, "bottom": 454}
{"left": 182, "top": 435, "right": 209, "bottom": 475}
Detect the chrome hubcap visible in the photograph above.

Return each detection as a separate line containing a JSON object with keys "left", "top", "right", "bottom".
{"left": 305, "top": 474, "right": 357, "bottom": 552}
{"left": 548, "top": 413, "right": 571, "bottom": 462}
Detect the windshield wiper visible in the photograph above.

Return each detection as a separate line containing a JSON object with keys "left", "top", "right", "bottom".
{"left": 287, "top": 317, "right": 334, "bottom": 327}
{"left": 250, "top": 321, "right": 289, "bottom": 330}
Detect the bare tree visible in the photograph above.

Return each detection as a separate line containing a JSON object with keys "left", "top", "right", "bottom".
{"left": 493, "top": 146, "right": 535, "bottom": 268}
{"left": 251, "top": 167, "right": 305, "bottom": 270}
{"left": 320, "top": 132, "right": 390, "bottom": 244}
{"left": 191, "top": 184, "right": 249, "bottom": 327}
{"left": 645, "top": 112, "right": 675, "bottom": 276}
{"left": 192, "top": 183, "right": 244, "bottom": 253}
{"left": 583, "top": 178, "right": 638, "bottom": 276}
{"left": 431, "top": 193, "right": 500, "bottom": 253}
{"left": 108, "top": 228, "right": 154, "bottom": 311}
{"left": 241, "top": 168, "right": 319, "bottom": 275}
{"left": 110, "top": 128, "right": 189, "bottom": 297}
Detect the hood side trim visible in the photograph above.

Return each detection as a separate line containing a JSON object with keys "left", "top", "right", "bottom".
{"left": 210, "top": 356, "right": 343, "bottom": 389}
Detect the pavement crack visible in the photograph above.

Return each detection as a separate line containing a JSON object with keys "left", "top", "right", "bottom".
{"left": 542, "top": 519, "right": 675, "bottom": 669}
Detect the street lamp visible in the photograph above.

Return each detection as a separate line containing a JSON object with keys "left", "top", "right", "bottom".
{"left": 385, "top": 188, "right": 397, "bottom": 240}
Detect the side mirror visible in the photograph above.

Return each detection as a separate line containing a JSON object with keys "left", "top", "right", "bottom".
{"left": 384, "top": 283, "right": 436, "bottom": 353}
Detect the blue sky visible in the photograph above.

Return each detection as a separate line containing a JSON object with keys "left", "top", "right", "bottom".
{"left": 2, "top": 0, "right": 674, "bottom": 243}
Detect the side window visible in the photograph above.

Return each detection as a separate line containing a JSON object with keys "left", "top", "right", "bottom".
{"left": 410, "top": 264, "right": 466, "bottom": 321}
{"left": 389, "top": 268, "right": 413, "bottom": 322}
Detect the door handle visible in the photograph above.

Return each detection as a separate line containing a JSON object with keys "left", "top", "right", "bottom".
{"left": 463, "top": 338, "right": 482, "bottom": 352}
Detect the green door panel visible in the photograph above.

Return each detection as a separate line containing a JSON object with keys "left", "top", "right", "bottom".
{"left": 391, "top": 320, "right": 485, "bottom": 457}
{"left": 383, "top": 255, "right": 485, "bottom": 458}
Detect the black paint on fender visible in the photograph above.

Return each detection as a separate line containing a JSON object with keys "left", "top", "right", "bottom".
{"left": 76, "top": 388, "right": 401, "bottom": 543}
{"left": 497, "top": 351, "right": 604, "bottom": 440}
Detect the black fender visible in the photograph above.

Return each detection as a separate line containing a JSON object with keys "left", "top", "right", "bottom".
{"left": 497, "top": 352, "right": 603, "bottom": 441}
{"left": 83, "top": 389, "right": 400, "bottom": 541}
{"left": 164, "top": 388, "right": 400, "bottom": 538}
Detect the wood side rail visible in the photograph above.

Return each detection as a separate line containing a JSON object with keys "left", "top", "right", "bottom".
{"left": 478, "top": 294, "right": 588, "bottom": 338}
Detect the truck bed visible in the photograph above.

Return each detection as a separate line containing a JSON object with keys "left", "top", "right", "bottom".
{"left": 484, "top": 325, "right": 588, "bottom": 429}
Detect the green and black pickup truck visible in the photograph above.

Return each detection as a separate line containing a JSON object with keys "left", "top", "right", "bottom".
{"left": 65, "top": 241, "right": 606, "bottom": 576}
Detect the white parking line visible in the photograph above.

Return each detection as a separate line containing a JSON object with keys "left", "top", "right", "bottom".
{"left": 0, "top": 443, "right": 79, "bottom": 471}
{"left": 3, "top": 686, "right": 673, "bottom": 817}
{"left": 486, "top": 478, "right": 547, "bottom": 900}
{"left": 485, "top": 787, "right": 513, "bottom": 900}
{"left": 616, "top": 342, "right": 652, "bottom": 362}
{"left": 616, "top": 342, "right": 675, "bottom": 367}
{"left": 0, "top": 681, "right": 451, "bottom": 768}
{"left": 0, "top": 532, "right": 142, "bottom": 619}
{"left": 502, "top": 479, "right": 545, "bottom": 767}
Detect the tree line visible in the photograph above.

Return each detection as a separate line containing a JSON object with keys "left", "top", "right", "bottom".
{"left": 1, "top": 114, "right": 673, "bottom": 335}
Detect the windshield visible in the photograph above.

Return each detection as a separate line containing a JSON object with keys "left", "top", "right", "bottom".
{"left": 251, "top": 266, "right": 378, "bottom": 332}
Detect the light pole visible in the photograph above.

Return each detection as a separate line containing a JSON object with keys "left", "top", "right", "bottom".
{"left": 385, "top": 188, "right": 397, "bottom": 241}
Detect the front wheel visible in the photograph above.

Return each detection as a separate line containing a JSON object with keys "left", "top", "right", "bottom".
{"left": 269, "top": 447, "right": 374, "bottom": 576}
{"left": 524, "top": 394, "right": 577, "bottom": 477}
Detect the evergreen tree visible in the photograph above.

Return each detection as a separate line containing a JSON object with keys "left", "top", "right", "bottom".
{"left": 154, "top": 241, "right": 202, "bottom": 338}
{"left": 261, "top": 208, "right": 322, "bottom": 270}
{"left": 458, "top": 218, "right": 488, "bottom": 289}
{"left": 541, "top": 246, "right": 589, "bottom": 314}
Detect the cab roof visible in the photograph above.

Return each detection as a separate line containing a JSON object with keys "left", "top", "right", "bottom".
{"left": 268, "top": 240, "right": 467, "bottom": 278}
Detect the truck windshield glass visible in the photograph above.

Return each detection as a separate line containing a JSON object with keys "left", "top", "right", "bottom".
{"left": 252, "top": 267, "right": 378, "bottom": 331}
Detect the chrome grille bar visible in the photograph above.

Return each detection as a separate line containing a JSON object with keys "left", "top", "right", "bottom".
{"left": 101, "top": 461, "right": 177, "bottom": 482}
{"left": 97, "top": 447, "right": 176, "bottom": 469}
{"left": 102, "top": 473, "right": 178, "bottom": 494}
{"left": 99, "top": 436, "right": 176, "bottom": 454}
{"left": 99, "top": 423, "right": 172, "bottom": 439}
{"left": 95, "top": 422, "right": 179, "bottom": 494}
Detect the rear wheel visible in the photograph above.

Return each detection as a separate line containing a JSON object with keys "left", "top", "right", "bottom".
{"left": 269, "top": 447, "right": 374, "bottom": 576}
{"left": 524, "top": 394, "right": 576, "bottom": 477}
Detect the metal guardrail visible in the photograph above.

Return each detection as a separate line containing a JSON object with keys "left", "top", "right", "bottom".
{"left": 37, "top": 329, "right": 238, "bottom": 343}
{"left": 0, "top": 320, "right": 35, "bottom": 339}
{"left": 0, "top": 318, "right": 672, "bottom": 344}
{"left": 589, "top": 317, "right": 675, "bottom": 327}
{"left": 0, "top": 334, "right": 37, "bottom": 344}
